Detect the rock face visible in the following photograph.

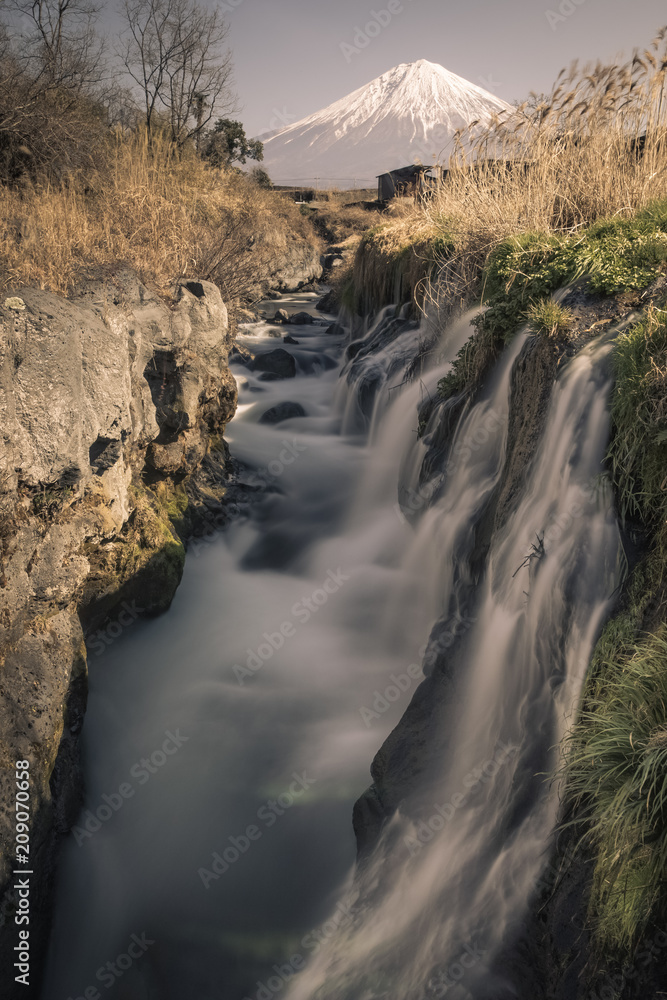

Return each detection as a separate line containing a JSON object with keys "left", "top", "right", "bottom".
{"left": 243, "top": 241, "right": 323, "bottom": 301}
{"left": 0, "top": 273, "right": 237, "bottom": 999}
{"left": 264, "top": 241, "right": 322, "bottom": 294}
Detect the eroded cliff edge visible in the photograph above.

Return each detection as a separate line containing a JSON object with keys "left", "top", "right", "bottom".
{"left": 0, "top": 273, "right": 239, "bottom": 996}
{"left": 350, "top": 289, "right": 667, "bottom": 1000}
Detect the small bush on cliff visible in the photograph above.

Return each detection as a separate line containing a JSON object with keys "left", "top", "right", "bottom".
{"left": 526, "top": 298, "right": 573, "bottom": 339}
{"left": 565, "top": 628, "right": 667, "bottom": 952}
{"left": 436, "top": 322, "right": 497, "bottom": 400}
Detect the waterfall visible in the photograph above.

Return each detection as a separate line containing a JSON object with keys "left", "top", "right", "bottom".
{"left": 40, "top": 295, "right": 623, "bottom": 1000}
{"left": 286, "top": 334, "right": 623, "bottom": 1000}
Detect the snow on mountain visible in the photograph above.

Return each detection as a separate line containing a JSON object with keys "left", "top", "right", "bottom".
{"left": 259, "top": 59, "right": 512, "bottom": 189}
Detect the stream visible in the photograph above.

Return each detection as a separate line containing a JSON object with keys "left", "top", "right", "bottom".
{"left": 42, "top": 291, "right": 623, "bottom": 1000}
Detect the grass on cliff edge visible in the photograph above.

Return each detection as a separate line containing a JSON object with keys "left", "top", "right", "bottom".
{"left": 564, "top": 626, "right": 667, "bottom": 954}
{"left": 608, "top": 303, "right": 667, "bottom": 527}
{"left": 340, "top": 209, "right": 455, "bottom": 317}
{"left": 427, "top": 32, "right": 667, "bottom": 295}
{"left": 562, "top": 307, "right": 667, "bottom": 955}
{"left": 0, "top": 129, "right": 319, "bottom": 300}
{"left": 436, "top": 202, "right": 667, "bottom": 400}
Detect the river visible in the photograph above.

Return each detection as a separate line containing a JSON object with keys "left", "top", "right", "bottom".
{"left": 42, "top": 292, "right": 622, "bottom": 1000}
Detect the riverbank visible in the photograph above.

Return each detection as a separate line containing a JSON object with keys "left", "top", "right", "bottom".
{"left": 0, "top": 272, "right": 243, "bottom": 997}
{"left": 331, "top": 191, "right": 667, "bottom": 998}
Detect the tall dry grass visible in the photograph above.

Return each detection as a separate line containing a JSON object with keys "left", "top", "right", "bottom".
{"left": 410, "top": 30, "right": 667, "bottom": 302}
{"left": 0, "top": 129, "right": 319, "bottom": 299}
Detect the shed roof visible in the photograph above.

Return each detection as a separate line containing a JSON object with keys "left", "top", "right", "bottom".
{"left": 376, "top": 164, "right": 431, "bottom": 180}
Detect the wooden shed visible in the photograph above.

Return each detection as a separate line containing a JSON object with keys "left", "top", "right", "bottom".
{"left": 377, "top": 164, "right": 445, "bottom": 202}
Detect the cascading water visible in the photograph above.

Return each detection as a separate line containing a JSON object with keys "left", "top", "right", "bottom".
{"left": 40, "top": 290, "right": 625, "bottom": 1000}
{"left": 287, "top": 330, "right": 625, "bottom": 1000}
{"left": 40, "top": 297, "right": 474, "bottom": 1000}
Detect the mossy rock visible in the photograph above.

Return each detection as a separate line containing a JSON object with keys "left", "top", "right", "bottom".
{"left": 80, "top": 482, "right": 187, "bottom": 629}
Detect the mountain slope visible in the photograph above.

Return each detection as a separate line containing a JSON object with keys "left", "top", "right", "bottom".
{"left": 260, "top": 59, "right": 512, "bottom": 188}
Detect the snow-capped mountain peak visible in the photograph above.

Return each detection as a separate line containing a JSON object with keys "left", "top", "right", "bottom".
{"left": 260, "top": 60, "right": 512, "bottom": 188}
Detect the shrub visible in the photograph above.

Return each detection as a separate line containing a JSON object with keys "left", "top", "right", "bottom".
{"left": 564, "top": 627, "right": 667, "bottom": 951}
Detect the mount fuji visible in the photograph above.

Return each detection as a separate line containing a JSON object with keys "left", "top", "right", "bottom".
{"left": 259, "top": 59, "right": 512, "bottom": 189}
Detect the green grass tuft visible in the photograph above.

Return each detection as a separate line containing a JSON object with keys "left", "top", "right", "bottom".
{"left": 527, "top": 298, "right": 573, "bottom": 339}
{"left": 564, "top": 627, "right": 667, "bottom": 952}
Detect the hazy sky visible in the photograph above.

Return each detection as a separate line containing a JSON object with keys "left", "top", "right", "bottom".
{"left": 219, "top": 0, "right": 667, "bottom": 136}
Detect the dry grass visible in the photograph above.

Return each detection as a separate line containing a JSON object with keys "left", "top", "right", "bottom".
{"left": 0, "top": 129, "right": 319, "bottom": 299}
{"left": 309, "top": 202, "right": 379, "bottom": 245}
{"left": 342, "top": 209, "right": 453, "bottom": 316}
{"left": 370, "top": 30, "right": 667, "bottom": 309}
{"left": 299, "top": 188, "right": 384, "bottom": 245}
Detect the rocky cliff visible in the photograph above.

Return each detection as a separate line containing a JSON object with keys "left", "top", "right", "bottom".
{"left": 0, "top": 272, "right": 238, "bottom": 997}
{"left": 350, "top": 280, "right": 667, "bottom": 1000}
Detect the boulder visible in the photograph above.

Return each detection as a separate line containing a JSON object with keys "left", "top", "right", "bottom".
{"left": 273, "top": 308, "right": 290, "bottom": 323}
{"left": 250, "top": 348, "right": 296, "bottom": 379}
{"left": 259, "top": 402, "right": 306, "bottom": 425}
{"left": 289, "top": 311, "right": 313, "bottom": 325}
{"left": 293, "top": 351, "right": 339, "bottom": 374}
{"left": 326, "top": 322, "right": 346, "bottom": 337}
{"left": 283, "top": 335, "right": 300, "bottom": 345}
{"left": 316, "top": 288, "right": 338, "bottom": 313}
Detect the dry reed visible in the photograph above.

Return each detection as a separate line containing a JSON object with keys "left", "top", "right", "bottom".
{"left": 0, "top": 129, "right": 319, "bottom": 298}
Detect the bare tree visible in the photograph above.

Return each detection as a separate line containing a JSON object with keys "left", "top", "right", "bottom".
{"left": 8, "top": 0, "right": 105, "bottom": 91}
{"left": 0, "top": 0, "right": 109, "bottom": 178}
{"left": 120, "top": 0, "right": 236, "bottom": 147}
